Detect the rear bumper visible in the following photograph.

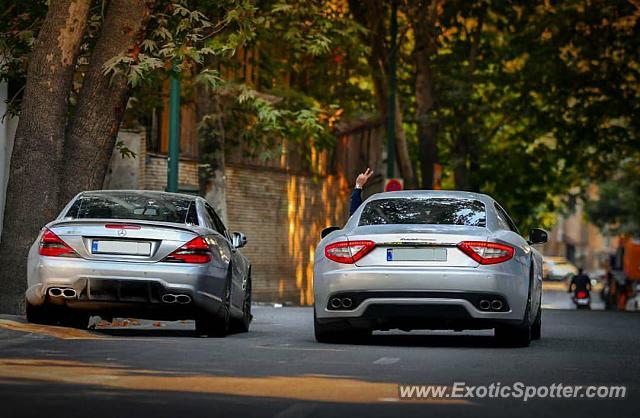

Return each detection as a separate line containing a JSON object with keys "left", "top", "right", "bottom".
{"left": 26, "top": 256, "right": 227, "bottom": 318}
{"left": 313, "top": 264, "right": 529, "bottom": 328}
{"left": 315, "top": 304, "right": 525, "bottom": 331}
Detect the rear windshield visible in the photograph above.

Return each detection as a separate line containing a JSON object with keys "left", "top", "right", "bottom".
{"left": 65, "top": 192, "right": 198, "bottom": 225}
{"left": 359, "top": 198, "right": 486, "bottom": 227}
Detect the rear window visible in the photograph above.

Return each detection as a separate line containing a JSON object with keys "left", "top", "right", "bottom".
{"left": 65, "top": 192, "right": 198, "bottom": 225}
{"left": 359, "top": 198, "right": 486, "bottom": 227}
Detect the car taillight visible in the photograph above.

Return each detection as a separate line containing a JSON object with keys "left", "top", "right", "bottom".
{"left": 325, "top": 240, "right": 375, "bottom": 264}
{"left": 38, "top": 228, "right": 78, "bottom": 257}
{"left": 163, "top": 237, "right": 212, "bottom": 264}
{"left": 457, "top": 241, "right": 514, "bottom": 265}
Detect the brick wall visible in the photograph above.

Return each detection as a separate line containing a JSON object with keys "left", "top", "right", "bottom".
{"left": 142, "top": 153, "right": 199, "bottom": 192}
{"left": 225, "top": 164, "right": 350, "bottom": 305}
{"left": 108, "top": 119, "right": 384, "bottom": 306}
{"left": 104, "top": 130, "right": 200, "bottom": 192}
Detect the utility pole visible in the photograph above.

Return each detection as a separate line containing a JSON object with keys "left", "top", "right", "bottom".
{"left": 386, "top": 0, "right": 398, "bottom": 179}
{"left": 167, "top": 64, "right": 180, "bottom": 193}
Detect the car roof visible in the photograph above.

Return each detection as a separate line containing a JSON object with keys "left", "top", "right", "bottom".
{"left": 366, "top": 190, "right": 495, "bottom": 205}
{"left": 79, "top": 190, "right": 198, "bottom": 201}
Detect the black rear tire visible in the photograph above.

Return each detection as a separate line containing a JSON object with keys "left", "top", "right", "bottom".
{"left": 496, "top": 323, "right": 531, "bottom": 347}
{"left": 195, "top": 276, "right": 231, "bottom": 337}
{"left": 26, "top": 300, "right": 89, "bottom": 329}
{"left": 314, "top": 310, "right": 370, "bottom": 343}
{"left": 531, "top": 296, "right": 542, "bottom": 340}
{"left": 59, "top": 310, "right": 90, "bottom": 329}
{"left": 26, "top": 300, "right": 52, "bottom": 325}
{"left": 233, "top": 273, "right": 252, "bottom": 333}
{"left": 496, "top": 272, "right": 533, "bottom": 347}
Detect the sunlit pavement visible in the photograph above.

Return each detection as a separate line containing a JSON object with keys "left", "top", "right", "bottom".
{"left": 0, "top": 298, "right": 638, "bottom": 418}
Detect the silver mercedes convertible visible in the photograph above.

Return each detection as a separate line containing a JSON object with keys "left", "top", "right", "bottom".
{"left": 313, "top": 190, "right": 547, "bottom": 347}
{"left": 25, "top": 190, "right": 252, "bottom": 337}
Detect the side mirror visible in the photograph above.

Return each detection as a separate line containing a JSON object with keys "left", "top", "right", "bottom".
{"left": 232, "top": 232, "right": 247, "bottom": 248}
{"left": 321, "top": 226, "right": 340, "bottom": 239}
{"left": 528, "top": 228, "right": 548, "bottom": 245}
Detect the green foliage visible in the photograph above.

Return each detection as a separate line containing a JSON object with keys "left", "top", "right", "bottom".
{"left": 103, "top": 0, "right": 258, "bottom": 87}
{"left": 0, "top": 0, "right": 47, "bottom": 116}
{"left": 399, "top": 0, "right": 640, "bottom": 230}
{"left": 4, "top": 0, "right": 638, "bottom": 234}
{"left": 222, "top": 84, "right": 337, "bottom": 163}
{"left": 586, "top": 162, "right": 640, "bottom": 236}
{"left": 115, "top": 140, "right": 137, "bottom": 159}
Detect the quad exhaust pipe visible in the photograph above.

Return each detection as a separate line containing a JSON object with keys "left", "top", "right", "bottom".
{"left": 329, "top": 297, "right": 354, "bottom": 310}
{"left": 48, "top": 287, "right": 77, "bottom": 299}
{"left": 161, "top": 294, "right": 191, "bottom": 304}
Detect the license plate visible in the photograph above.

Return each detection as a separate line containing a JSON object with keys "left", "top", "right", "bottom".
{"left": 91, "top": 240, "right": 152, "bottom": 256}
{"left": 387, "top": 247, "right": 447, "bottom": 262}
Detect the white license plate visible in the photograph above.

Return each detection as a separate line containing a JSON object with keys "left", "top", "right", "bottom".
{"left": 92, "top": 240, "right": 152, "bottom": 256}
{"left": 387, "top": 248, "right": 447, "bottom": 262}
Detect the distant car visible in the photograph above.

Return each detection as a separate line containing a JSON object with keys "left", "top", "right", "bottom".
{"left": 313, "top": 190, "right": 547, "bottom": 347}
{"left": 25, "top": 190, "right": 252, "bottom": 337}
{"left": 542, "top": 257, "right": 578, "bottom": 281}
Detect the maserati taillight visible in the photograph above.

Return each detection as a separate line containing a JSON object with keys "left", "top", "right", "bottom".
{"left": 163, "top": 237, "right": 212, "bottom": 264}
{"left": 325, "top": 240, "right": 375, "bottom": 264}
{"left": 38, "top": 228, "right": 77, "bottom": 257}
{"left": 457, "top": 241, "right": 514, "bottom": 265}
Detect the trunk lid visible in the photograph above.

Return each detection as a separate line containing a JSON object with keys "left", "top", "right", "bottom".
{"left": 349, "top": 224, "right": 489, "bottom": 268}
{"left": 48, "top": 220, "right": 199, "bottom": 263}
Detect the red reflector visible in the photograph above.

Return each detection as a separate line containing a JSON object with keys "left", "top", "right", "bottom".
{"left": 457, "top": 241, "right": 514, "bottom": 265}
{"left": 325, "top": 240, "right": 375, "bottom": 264}
{"left": 38, "top": 228, "right": 78, "bottom": 257}
{"left": 576, "top": 290, "right": 588, "bottom": 299}
{"left": 105, "top": 224, "right": 141, "bottom": 230}
{"left": 163, "top": 237, "right": 212, "bottom": 264}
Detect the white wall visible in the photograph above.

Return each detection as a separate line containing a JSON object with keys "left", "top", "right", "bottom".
{"left": 102, "top": 129, "right": 143, "bottom": 190}
{"left": 0, "top": 80, "right": 18, "bottom": 239}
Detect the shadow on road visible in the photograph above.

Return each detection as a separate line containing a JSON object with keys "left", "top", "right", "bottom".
{"left": 348, "top": 332, "right": 500, "bottom": 349}
{"left": 94, "top": 327, "right": 250, "bottom": 338}
{"left": 95, "top": 328, "right": 197, "bottom": 338}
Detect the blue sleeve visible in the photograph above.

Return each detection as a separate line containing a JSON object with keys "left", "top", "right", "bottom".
{"left": 349, "top": 188, "right": 362, "bottom": 216}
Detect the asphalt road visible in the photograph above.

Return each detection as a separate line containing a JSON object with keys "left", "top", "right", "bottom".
{"left": 0, "top": 288, "right": 638, "bottom": 418}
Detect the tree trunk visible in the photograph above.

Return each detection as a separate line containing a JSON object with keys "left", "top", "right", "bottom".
{"left": 453, "top": 133, "right": 471, "bottom": 191}
{"left": 407, "top": 0, "right": 440, "bottom": 190}
{"left": 60, "top": 0, "right": 150, "bottom": 203}
{"left": 453, "top": 4, "right": 485, "bottom": 194}
{"left": 349, "top": 0, "right": 416, "bottom": 188}
{"left": 196, "top": 87, "right": 228, "bottom": 224}
{"left": 0, "top": 0, "right": 91, "bottom": 314}
{"left": 393, "top": 96, "right": 416, "bottom": 188}
{"left": 413, "top": 36, "right": 438, "bottom": 189}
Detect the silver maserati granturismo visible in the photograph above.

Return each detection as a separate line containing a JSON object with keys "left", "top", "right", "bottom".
{"left": 313, "top": 190, "right": 547, "bottom": 347}
{"left": 25, "top": 190, "right": 251, "bottom": 337}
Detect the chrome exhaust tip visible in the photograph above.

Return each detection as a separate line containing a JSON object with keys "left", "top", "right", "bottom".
{"left": 48, "top": 288, "right": 63, "bottom": 297}
{"left": 491, "top": 300, "right": 503, "bottom": 311}
{"left": 62, "top": 288, "right": 77, "bottom": 298}
{"left": 162, "top": 294, "right": 176, "bottom": 303}
{"left": 341, "top": 297, "right": 353, "bottom": 309}
{"left": 176, "top": 294, "right": 191, "bottom": 304}
{"left": 479, "top": 300, "right": 491, "bottom": 310}
{"left": 330, "top": 297, "right": 342, "bottom": 309}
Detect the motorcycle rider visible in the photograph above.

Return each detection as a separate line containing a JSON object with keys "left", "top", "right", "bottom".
{"left": 569, "top": 268, "right": 592, "bottom": 295}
